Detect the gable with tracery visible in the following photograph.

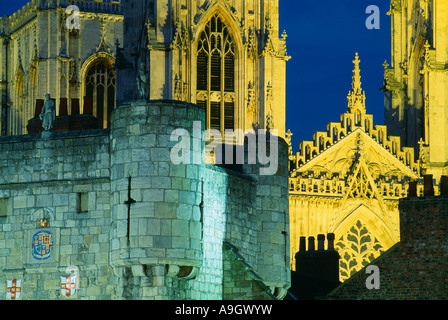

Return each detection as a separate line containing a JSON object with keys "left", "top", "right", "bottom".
{"left": 288, "top": 54, "right": 423, "bottom": 282}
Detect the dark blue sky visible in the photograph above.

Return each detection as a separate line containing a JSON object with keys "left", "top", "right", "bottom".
{"left": 1, "top": 1, "right": 391, "bottom": 150}
{"left": 279, "top": 1, "right": 391, "bottom": 150}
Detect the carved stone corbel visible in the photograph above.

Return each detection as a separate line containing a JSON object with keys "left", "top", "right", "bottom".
{"left": 166, "top": 264, "right": 199, "bottom": 280}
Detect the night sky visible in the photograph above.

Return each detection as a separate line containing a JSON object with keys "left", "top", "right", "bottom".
{"left": 0, "top": 1, "right": 391, "bottom": 151}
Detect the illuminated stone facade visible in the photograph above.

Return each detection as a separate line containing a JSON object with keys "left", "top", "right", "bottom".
{"left": 117, "top": 0, "right": 289, "bottom": 138}
{"left": 0, "top": 0, "right": 124, "bottom": 135}
{"left": 383, "top": 0, "right": 448, "bottom": 182}
{"left": 0, "top": 0, "right": 289, "bottom": 138}
{"left": 288, "top": 54, "right": 423, "bottom": 282}
{"left": 289, "top": 0, "right": 448, "bottom": 283}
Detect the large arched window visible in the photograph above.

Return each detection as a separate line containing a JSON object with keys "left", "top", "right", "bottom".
{"left": 84, "top": 59, "right": 116, "bottom": 128}
{"left": 196, "top": 14, "right": 236, "bottom": 133}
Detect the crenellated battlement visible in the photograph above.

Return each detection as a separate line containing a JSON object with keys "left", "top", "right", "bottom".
{"left": 291, "top": 110, "right": 418, "bottom": 175}
{"left": 1, "top": 0, "right": 38, "bottom": 35}
{"left": 0, "top": 0, "right": 123, "bottom": 36}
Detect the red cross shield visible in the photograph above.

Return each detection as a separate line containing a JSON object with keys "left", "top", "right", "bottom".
{"left": 7, "top": 279, "right": 22, "bottom": 300}
{"left": 61, "top": 275, "right": 77, "bottom": 297}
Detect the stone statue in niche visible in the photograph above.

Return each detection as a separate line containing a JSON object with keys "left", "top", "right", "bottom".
{"left": 40, "top": 94, "right": 56, "bottom": 131}
{"left": 137, "top": 63, "right": 148, "bottom": 99}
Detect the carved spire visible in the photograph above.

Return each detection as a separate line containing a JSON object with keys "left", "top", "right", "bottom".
{"left": 286, "top": 129, "right": 293, "bottom": 156}
{"left": 347, "top": 53, "right": 366, "bottom": 115}
{"left": 352, "top": 53, "right": 362, "bottom": 93}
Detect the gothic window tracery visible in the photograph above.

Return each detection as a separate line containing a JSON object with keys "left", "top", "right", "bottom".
{"left": 84, "top": 59, "right": 116, "bottom": 129}
{"left": 196, "top": 14, "right": 236, "bottom": 134}
{"left": 335, "top": 220, "right": 384, "bottom": 282}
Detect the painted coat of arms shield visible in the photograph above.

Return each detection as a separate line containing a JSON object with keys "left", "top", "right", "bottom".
{"left": 31, "top": 230, "right": 54, "bottom": 261}
{"left": 61, "top": 275, "right": 77, "bottom": 297}
{"left": 6, "top": 279, "right": 22, "bottom": 300}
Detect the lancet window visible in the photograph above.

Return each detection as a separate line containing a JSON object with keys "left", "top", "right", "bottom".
{"left": 196, "top": 14, "right": 236, "bottom": 133}
{"left": 84, "top": 59, "right": 116, "bottom": 128}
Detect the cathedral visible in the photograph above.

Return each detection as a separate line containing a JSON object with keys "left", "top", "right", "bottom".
{"left": 117, "top": 0, "right": 289, "bottom": 138}
{"left": 0, "top": 0, "right": 446, "bottom": 300}
{"left": 383, "top": 0, "right": 448, "bottom": 182}
{"left": 289, "top": 0, "right": 448, "bottom": 283}
{"left": 0, "top": 0, "right": 288, "bottom": 138}
{"left": 288, "top": 54, "right": 421, "bottom": 282}
{"left": 0, "top": 0, "right": 124, "bottom": 135}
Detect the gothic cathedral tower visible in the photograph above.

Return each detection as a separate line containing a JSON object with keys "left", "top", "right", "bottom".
{"left": 384, "top": 0, "right": 448, "bottom": 181}
{"left": 117, "top": 0, "right": 289, "bottom": 138}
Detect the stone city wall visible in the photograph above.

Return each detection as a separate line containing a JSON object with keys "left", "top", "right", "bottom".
{"left": 326, "top": 196, "right": 448, "bottom": 300}
{"left": 0, "top": 100, "right": 290, "bottom": 300}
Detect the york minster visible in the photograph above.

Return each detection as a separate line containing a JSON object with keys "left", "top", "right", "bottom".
{"left": 0, "top": 0, "right": 447, "bottom": 300}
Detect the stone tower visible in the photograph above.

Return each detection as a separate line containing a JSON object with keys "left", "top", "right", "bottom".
{"left": 117, "top": 0, "right": 289, "bottom": 137}
{"left": 383, "top": 0, "right": 448, "bottom": 181}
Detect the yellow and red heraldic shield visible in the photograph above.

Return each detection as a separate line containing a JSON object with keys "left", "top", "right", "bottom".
{"left": 7, "top": 279, "right": 22, "bottom": 300}
{"left": 61, "top": 275, "right": 77, "bottom": 297}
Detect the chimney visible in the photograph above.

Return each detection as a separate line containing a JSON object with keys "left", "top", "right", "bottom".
{"left": 34, "top": 99, "right": 44, "bottom": 118}
{"left": 293, "top": 233, "right": 341, "bottom": 299}
{"left": 424, "top": 175, "right": 434, "bottom": 196}
{"left": 59, "top": 98, "right": 68, "bottom": 116}
{"left": 308, "top": 236, "right": 315, "bottom": 251}
{"left": 327, "top": 233, "right": 335, "bottom": 250}
{"left": 299, "top": 236, "right": 307, "bottom": 252}
{"left": 317, "top": 234, "right": 325, "bottom": 250}
{"left": 71, "top": 99, "right": 80, "bottom": 115}
{"left": 408, "top": 180, "right": 417, "bottom": 197}
{"left": 440, "top": 176, "right": 448, "bottom": 196}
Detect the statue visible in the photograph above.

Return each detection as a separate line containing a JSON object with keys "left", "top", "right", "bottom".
{"left": 39, "top": 94, "right": 56, "bottom": 131}
{"left": 137, "top": 62, "right": 148, "bottom": 99}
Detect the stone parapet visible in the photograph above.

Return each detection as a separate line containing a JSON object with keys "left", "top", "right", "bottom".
{"left": 242, "top": 133, "right": 291, "bottom": 298}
